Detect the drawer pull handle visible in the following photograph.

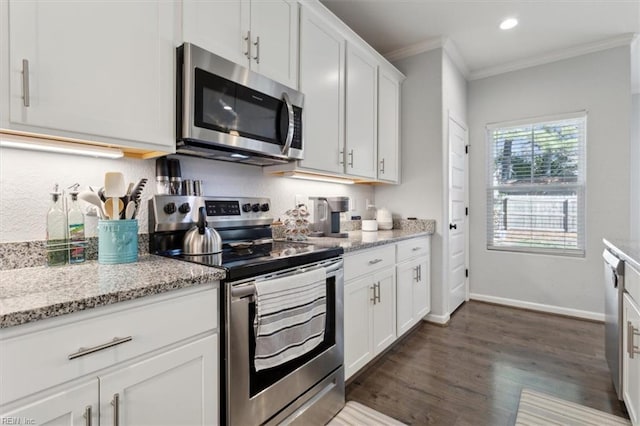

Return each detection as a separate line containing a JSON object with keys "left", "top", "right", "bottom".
{"left": 84, "top": 405, "right": 92, "bottom": 426}
{"left": 628, "top": 321, "right": 640, "bottom": 358}
{"left": 112, "top": 393, "right": 120, "bottom": 426}
{"left": 412, "top": 247, "right": 421, "bottom": 251}
{"left": 68, "top": 336, "right": 132, "bottom": 360}
{"left": 22, "top": 59, "right": 30, "bottom": 107}
{"left": 370, "top": 285, "right": 376, "bottom": 305}
{"left": 368, "top": 258, "right": 383, "bottom": 265}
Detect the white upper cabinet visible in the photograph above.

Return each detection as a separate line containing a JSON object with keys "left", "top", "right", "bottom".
{"left": 377, "top": 65, "right": 401, "bottom": 183}
{"left": 345, "top": 43, "right": 378, "bottom": 179}
{"left": 4, "top": 0, "right": 177, "bottom": 153}
{"left": 298, "top": 6, "right": 345, "bottom": 174}
{"left": 182, "top": 0, "right": 249, "bottom": 68}
{"left": 182, "top": 0, "right": 298, "bottom": 89}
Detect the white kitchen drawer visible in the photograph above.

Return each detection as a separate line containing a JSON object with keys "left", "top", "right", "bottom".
{"left": 627, "top": 262, "right": 640, "bottom": 305}
{"left": 0, "top": 286, "right": 217, "bottom": 405}
{"left": 344, "top": 245, "right": 395, "bottom": 282}
{"left": 396, "top": 236, "right": 430, "bottom": 263}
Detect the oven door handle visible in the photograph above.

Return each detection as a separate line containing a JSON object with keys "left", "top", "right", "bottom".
{"left": 231, "top": 259, "right": 343, "bottom": 299}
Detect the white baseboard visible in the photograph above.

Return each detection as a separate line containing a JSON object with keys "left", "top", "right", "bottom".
{"left": 469, "top": 293, "right": 604, "bottom": 322}
{"left": 424, "top": 312, "right": 450, "bottom": 325}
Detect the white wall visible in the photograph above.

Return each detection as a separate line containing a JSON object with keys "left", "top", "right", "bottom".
{"left": 0, "top": 148, "right": 374, "bottom": 242}
{"left": 631, "top": 37, "right": 640, "bottom": 240}
{"left": 468, "top": 46, "right": 632, "bottom": 318}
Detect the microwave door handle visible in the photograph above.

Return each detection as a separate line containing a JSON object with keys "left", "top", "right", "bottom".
{"left": 281, "top": 91, "right": 294, "bottom": 156}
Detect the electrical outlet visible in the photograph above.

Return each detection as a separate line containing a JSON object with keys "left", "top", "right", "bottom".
{"left": 294, "top": 194, "right": 308, "bottom": 207}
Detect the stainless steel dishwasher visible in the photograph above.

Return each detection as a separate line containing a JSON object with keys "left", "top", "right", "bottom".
{"left": 604, "top": 247, "right": 625, "bottom": 400}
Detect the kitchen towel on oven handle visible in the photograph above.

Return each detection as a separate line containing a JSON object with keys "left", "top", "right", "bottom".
{"left": 253, "top": 268, "right": 327, "bottom": 371}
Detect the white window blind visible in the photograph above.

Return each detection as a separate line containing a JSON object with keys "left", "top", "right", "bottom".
{"left": 486, "top": 113, "right": 586, "bottom": 256}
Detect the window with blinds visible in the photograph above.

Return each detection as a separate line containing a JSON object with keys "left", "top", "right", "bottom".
{"left": 486, "top": 113, "right": 586, "bottom": 256}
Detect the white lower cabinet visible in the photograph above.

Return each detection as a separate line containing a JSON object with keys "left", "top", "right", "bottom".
{"left": 343, "top": 236, "right": 431, "bottom": 380}
{"left": 2, "top": 379, "right": 98, "bottom": 426}
{"left": 344, "top": 267, "right": 396, "bottom": 380}
{"left": 396, "top": 237, "right": 431, "bottom": 337}
{"left": 100, "top": 334, "right": 217, "bottom": 426}
{"left": 0, "top": 286, "right": 219, "bottom": 425}
{"left": 623, "top": 292, "right": 640, "bottom": 425}
{"left": 344, "top": 245, "right": 397, "bottom": 380}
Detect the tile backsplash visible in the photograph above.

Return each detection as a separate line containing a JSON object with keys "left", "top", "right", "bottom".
{"left": 0, "top": 147, "right": 374, "bottom": 243}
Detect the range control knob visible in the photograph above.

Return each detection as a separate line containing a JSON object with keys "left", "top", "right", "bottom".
{"left": 251, "top": 203, "right": 260, "bottom": 212}
{"left": 260, "top": 203, "right": 270, "bottom": 212}
{"left": 242, "top": 203, "right": 252, "bottom": 213}
{"left": 164, "top": 202, "right": 176, "bottom": 215}
{"left": 178, "top": 203, "right": 191, "bottom": 214}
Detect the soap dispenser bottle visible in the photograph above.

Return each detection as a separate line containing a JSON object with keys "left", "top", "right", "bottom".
{"left": 46, "top": 184, "right": 68, "bottom": 266}
{"left": 67, "top": 184, "right": 85, "bottom": 264}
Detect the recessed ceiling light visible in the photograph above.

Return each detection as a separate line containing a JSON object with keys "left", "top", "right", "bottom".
{"left": 500, "top": 18, "right": 518, "bottom": 30}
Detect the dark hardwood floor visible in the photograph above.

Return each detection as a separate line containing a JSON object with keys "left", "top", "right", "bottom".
{"left": 346, "top": 301, "right": 629, "bottom": 425}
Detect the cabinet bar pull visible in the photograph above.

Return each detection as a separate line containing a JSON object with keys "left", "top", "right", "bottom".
{"left": 414, "top": 266, "right": 419, "bottom": 282}
{"left": 68, "top": 336, "right": 132, "bottom": 360}
{"left": 84, "top": 405, "right": 92, "bottom": 426}
{"left": 412, "top": 247, "right": 421, "bottom": 252}
{"left": 628, "top": 321, "right": 640, "bottom": 358}
{"left": 368, "top": 258, "right": 383, "bottom": 265}
{"left": 380, "top": 158, "right": 385, "bottom": 173}
{"left": 348, "top": 150, "right": 354, "bottom": 167}
{"left": 111, "top": 393, "right": 120, "bottom": 426}
{"left": 243, "top": 30, "right": 251, "bottom": 59}
{"left": 370, "top": 285, "right": 376, "bottom": 305}
{"left": 22, "top": 59, "right": 30, "bottom": 107}
{"left": 376, "top": 282, "right": 381, "bottom": 303}
{"left": 253, "top": 36, "right": 260, "bottom": 64}
{"left": 339, "top": 150, "right": 344, "bottom": 165}
{"left": 418, "top": 264, "right": 422, "bottom": 282}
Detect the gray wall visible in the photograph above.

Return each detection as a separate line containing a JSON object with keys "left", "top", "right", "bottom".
{"left": 375, "top": 47, "right": 467, "bottom": 321}
{"left": 468, "top": 46, "right": 632, "bottom": 318}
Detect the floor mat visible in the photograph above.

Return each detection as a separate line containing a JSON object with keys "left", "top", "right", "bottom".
{"left": 515, "top": 388, "right": 630, "bottom": 426}
{"left": 327, "top": 401, "right": 406, "bottom": 426}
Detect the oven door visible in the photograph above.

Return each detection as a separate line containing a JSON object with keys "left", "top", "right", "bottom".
{"left": 226, "top": 258, "right": 344, "bottom": 425}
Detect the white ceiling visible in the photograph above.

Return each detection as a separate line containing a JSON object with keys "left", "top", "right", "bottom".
{"left": 319, "top": 0, "right": 640, "bottom": 79}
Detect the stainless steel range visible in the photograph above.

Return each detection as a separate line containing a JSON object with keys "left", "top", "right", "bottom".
{"left": 149, "top": 195, "right": 345, "bottom": 425}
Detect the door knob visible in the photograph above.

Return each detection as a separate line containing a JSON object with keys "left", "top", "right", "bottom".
{"left": 449, "top": 223, "right": 457, "bottom": 230}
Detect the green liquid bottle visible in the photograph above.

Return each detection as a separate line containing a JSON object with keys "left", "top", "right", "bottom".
{"left": 67, "top": 188, "right": 85, "bottom": 264}
{"left": 46, "top": 184, "right": 68, "bottom": 266}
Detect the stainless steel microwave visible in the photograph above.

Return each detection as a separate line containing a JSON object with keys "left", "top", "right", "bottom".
{"left": 177, "top": 43, "right": 304, "bottom": 166}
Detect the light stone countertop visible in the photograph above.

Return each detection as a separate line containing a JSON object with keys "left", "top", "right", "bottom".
{"left": 0, "top": 222, "right": 434, "bottom": 329}
{"left": 302, "top": 229, "right": 433, "bottom": 253}
{"left": 0, "top": 255, "right": 225, "bottom": 329}
{"left": 603, "top": 238, "right": 640, "bottom": 271}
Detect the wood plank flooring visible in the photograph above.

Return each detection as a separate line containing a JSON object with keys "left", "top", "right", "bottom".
{"left": 346, "top": 301, "right": 629, "bottom": 425}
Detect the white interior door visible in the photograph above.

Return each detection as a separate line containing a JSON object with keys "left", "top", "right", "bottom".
{"left": 448, "top": 115, "right": 468, "bottom": 314}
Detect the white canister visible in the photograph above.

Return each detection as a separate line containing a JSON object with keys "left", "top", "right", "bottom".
{"left": 376, "top": 208, "right": 393, "bottom": 230}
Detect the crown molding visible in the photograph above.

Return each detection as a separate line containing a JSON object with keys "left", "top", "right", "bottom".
{"left": 442, "top": 38, "right": 470, "bottom": 79}
{"left": 384, "top": 36, "right": 445, "bottom": 62}
{"left": 469, "top": 33, "right": 638, "bottom": 81}
{"left": 384, "top": 36, "right": 470, "bottom": 78}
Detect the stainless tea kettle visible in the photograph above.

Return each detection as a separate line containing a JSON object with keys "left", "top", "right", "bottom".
{"left": 183, "top": 207, "right": 222, "bottom": 256}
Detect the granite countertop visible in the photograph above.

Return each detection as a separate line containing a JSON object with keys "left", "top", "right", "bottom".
{"left": 1, "top": 221, "right": 434, "bottom": 329}
{"left": 603, "top": 238, "right": 640, "bottom": 271}
{"left": 0, "top": 255, "right": 225, "bottom": 329}
{"left": 292, "top": 227, "right": 434, "bottom": 253}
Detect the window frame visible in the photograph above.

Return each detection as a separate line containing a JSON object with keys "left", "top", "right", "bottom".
{"left": 485, "top": 111, "right": 587, "bottom": 257}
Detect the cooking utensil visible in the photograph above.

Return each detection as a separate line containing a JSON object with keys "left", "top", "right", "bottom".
{"left": 130, "top": 178, "right": 148, "bottom": 219}
{"left": 78, "top": 191, "right": 107, "bottom": 219}
{"left": 125, "top": 201, "right": 136, "bottom": 220}
{"left": 183, "top": 207, "right": 222, "bottom": 255}
{"left": 97, "top": 187, "right": 106, "bottom": 203}
{"left": 104, "top": 198, "right": 124, "bottom": 220}
{"left": 104, "top": 172, "right": 126, "bottom": 220}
